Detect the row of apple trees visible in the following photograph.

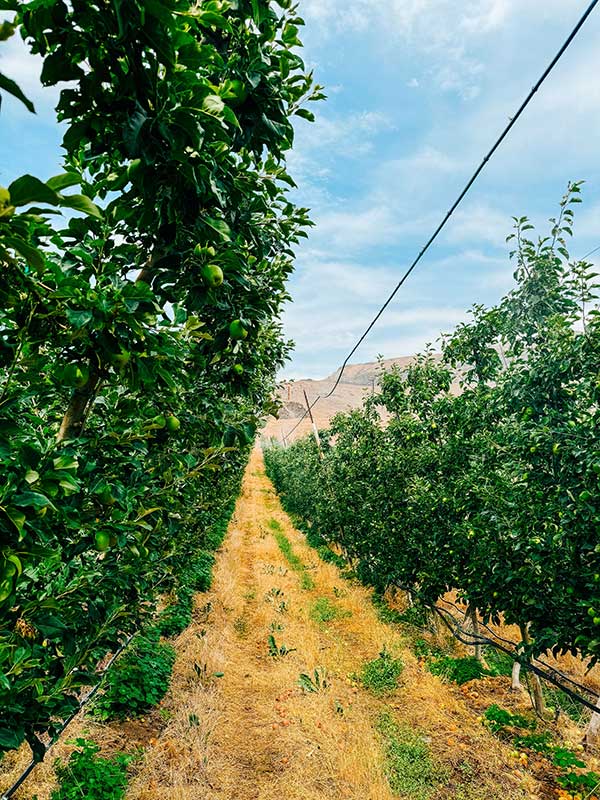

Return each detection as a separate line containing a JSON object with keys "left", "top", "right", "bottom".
{"left": 265, "top": 184, "right": 600, "bottom": 687}
{"left": 0, "top": 0, "right": 322, "bottom": 757}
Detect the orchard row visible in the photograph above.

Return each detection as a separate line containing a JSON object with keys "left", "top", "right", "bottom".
{"left": 0, "top": 0, "right": 320, "bottom": 756}
{"left": 265, "top": 186, "right": 600, "bottom": 691}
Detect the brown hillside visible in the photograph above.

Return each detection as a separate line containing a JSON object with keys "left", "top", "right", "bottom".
{"left": 262, "top": 356, "right": 424, "bottom": 444}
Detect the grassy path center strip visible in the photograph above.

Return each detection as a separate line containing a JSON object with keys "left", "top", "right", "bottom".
{"left": 268, "top": 518, "right": 315, "bottom": 590}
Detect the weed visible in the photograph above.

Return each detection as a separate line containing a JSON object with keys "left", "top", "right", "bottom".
{"left": 332, "top": 586, "right": 347, "bottom": 598}
{"left": 542, "top": 682, "right": 589, "bottom": 724}
{"left": 376, "top": 711, "right": 444, "bottom": 800}
{"left": 413, "top": 637, "right": 445, "bottom": 660}
{"left": 482, "top": 646, "right": 513, "bottom": 677}
{"left": 265, "top": 587, "right": 284, "bottom": 603}
{"left": 309, "top": 596, "right": 350, "bottom": 626}
{"left": 482, "top": 704, "right": 536, "bottom": 735}
{"left": 268, "top": 634, "right": 296, "bottom": 658}
{"left": 556, "top": 765, "right": 600, "bottom": 794}
{"left": 272, "top": 529, "right": 315, "bottom": 590}
{"left": 298, "top": 668, "right": 329, "bottom": 693}
{"left": 243, "top": 589, "right": 256, "bottom": 601}
{"left": 267, "top": 518, "right": 283, "bottom": 532}
{"left": 233, "top": 616, "right": 248, "bottom": 638}
{"left": 372, "top": 593, "right": 428, "bottom": 628}
{"left": 269, "top": 621, "right": 284, "bottom": 633}
{"left": 91, "top": 629, "right": 175, "bottom": 721}
{"left": 51, "top": 739, "right": 131, "bottom": 800}
{"left": 427, "top": 655, "right": 488, "bottom": 685}
{"left": 316, "top": 545, "right": 347, "bottom": 569}
{"left": 193, "top": 661, "right": 224, "bottom": 684}
{"left": 513, "top": 731, "right": 553, "bottom": 753}
{"left": 360, "top": 647, "right": 404, "bottom": 695}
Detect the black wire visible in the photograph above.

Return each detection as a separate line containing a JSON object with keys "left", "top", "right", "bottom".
{"left": 579, "top": 243, "right": 600, "bottom": 261}
{"left": 436, "top": 596, "right": 600, "bottom": 698}
{"left": 433, "top": 605, "right": 600, "bottom": 713}
{"left": 284, "top": 393, "right": 321, "bottom": 440}
{"left": 314, "top": 0, "right": 599, "bottom": 403}
{"left": 1, "top": 634, "right": 135, "bottom": 800}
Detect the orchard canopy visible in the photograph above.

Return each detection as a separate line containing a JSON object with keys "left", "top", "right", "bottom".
{"left": 0, "top": 0, "right": 322, "bottom": 756}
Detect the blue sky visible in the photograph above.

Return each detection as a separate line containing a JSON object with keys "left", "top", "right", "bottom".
{"left": 2, "top": 1, "right": 600, "bottom": 380}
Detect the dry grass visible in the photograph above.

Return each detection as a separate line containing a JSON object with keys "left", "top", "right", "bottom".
{"left": 4, "top": 449, "right": 540, "bottom": 800}
{"left": 127, "top": 449, "right": 535, "bottom": 800}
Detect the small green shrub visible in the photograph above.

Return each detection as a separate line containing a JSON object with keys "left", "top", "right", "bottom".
{"left": 317, "top": 546, "right": 347, "bottom": 568}
{"left": 298, "top": 668, "right": 329, "bottom": 692}
{"left": 360, "top": 647, "right": 404, "bottom": 695}
{"left": 51, "top": 739, "right": 131, "bottom": 800}
{"left": 372, "top": 594, "right": 428, "bottom": 628}
{"left": 309, "top": 596, "right": 350, "bottom": 625}
{"left": 482, "top": 646, "right": 513, "bottom": 677}
{"left": 376, "top": 712, "right": 444, "bottom": 799}
{"left": 427, "top": 655, "right": 488, "bottom": 685}
{"left": 413, "top": 637, "right": 445, "bottom": 660}
{"left": 482, "top": 704, "right": 536, "bottom": 735}
{"left": 91, "top": 629, "right": 175, "bottom": 720}
{"left": 267, "top": 634, "right": 296, "bottom": 658}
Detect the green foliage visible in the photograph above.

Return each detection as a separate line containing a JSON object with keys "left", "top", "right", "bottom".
{"left": 360, "top": 647, "right": 404, "bottom": 695}
{"left": 51, "top": 739, "right": 131, "bottom": 800}
{"left": 482, "top": 647, "right": 514, "bottom": 677}
{"left": 298, "top": 667, "right": 329, "bottom": 692}
{"left": 91, "top": 629, "right": 175, "bottom": 721}
{"left": 513, "top": 731, "right": 553, "bottom": 753}
{"left": 272, "top": 530, "right": 315, "bottom": 590}
{"left": 427, "top": 655, "right": 489, "bottom": 685}
{"left": 0, "top": 0, "right": 322, "bottom": 754}
{"left": 482, "top": 704, "right": 536, "bottom": 735}
{"left": 264, "top": 185, "right": 600, "bottom": 677}
{"left": 267, "top": 634, "right": 296, "bottom": 658}
{"left": 158, "top": 590, "right": 193, "bottom": 639}
{"left": 556, "top": 768, "right": 600, "bottom": 794}
{"left": 309, "top": 596, "right": 350, "bottom": 625}
{"left": 376, "top": 712, "right": 444, "bottom": 800}
{"left": 413, "top": 638, "right": 445, "bottom": 660}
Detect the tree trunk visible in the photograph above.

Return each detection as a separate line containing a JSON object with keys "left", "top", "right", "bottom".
{"left": 511, "top": 661, "right": 522, "bottom": 691}
{"left": 57, "top": 365, "right": 101, "bottom": 442}
{"left": 519, "top": 622, "right": 545, "bottom": 716}
{"left": 467, "top": 604, "right": 485, "bottom": 664}
{"left": 584, "top": 696, "right": 600, "bottom": 750}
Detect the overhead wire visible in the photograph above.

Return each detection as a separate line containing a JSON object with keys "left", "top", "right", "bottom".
{"left": 283, "top": 0, "right": 599, "bottom": 440}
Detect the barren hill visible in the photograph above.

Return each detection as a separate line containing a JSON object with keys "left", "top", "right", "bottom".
{"left": 261, "top": 355, "right": 420, "bottom": 444}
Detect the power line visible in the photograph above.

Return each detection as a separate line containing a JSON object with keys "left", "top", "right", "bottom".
{"left": 283, "top": 0, "right": 599, "bottom": 440}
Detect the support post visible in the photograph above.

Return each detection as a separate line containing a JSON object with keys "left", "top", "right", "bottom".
{"left": 303, "top": 389, "right": 323, "bottom": 460}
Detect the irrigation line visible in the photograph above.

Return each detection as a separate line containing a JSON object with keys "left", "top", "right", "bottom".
{"left": 433, "top": 605, "right": 600, "bottom": 714}
{"left": 1, "top": 633, "right": 135, "bottom": 800}
{"left": 283, "top": 0, "right": 599, "bottom": 440}
{"left": 436, "top": 596, "right": 600, "bottom": 698}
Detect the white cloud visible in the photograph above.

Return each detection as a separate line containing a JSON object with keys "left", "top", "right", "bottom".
{"left": 0, "top": 35, "right": 58, "bottom": 112}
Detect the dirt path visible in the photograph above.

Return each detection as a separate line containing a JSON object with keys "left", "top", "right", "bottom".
{"left": 126, "top": 448, "right": 537, "bottom": 800}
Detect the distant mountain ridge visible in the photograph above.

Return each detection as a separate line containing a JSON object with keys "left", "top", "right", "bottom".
{"left": 261, "top": 355, "right": 428, "bottom": 443}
